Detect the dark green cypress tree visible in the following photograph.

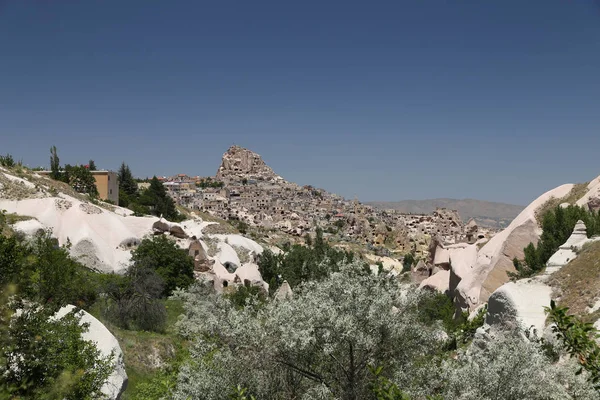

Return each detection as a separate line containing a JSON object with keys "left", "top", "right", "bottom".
{"left": 144, "top": 176, "right": 179, "bottom": 220}
{"left": 49, "top": 146, "right": 61, "bottom": 180}
{"left": 118, "top": 162, "right": 138, "bottom": 197}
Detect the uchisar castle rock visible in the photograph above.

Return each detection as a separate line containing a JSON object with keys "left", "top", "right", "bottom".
{"left": 161, "top": 145, "right": 492, "bottom": 263}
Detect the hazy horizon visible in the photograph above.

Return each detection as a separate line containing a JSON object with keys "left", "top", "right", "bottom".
{"left": 2, "top": 1, "right": 600, "bottom": 205}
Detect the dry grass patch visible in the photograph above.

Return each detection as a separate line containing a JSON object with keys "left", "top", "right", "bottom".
{"left": 203, "top": 222, "right": 238, "bottom": 235}
{"left": 233, "top": 245, "right": 250, "bottom": 263}
{"left": 535, "top": 182, "right": 589, "bottom": 223}
{"left": 548, "top": 240, "right": 600, "bottom": 322}
{"left": 0, "top": 173, "right": 40, "bottom": 200}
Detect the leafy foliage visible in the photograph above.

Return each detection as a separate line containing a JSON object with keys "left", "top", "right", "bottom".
{"left": 546, "top": 300, "right": 600, "bottom": 390}
{"left": 402, "top": 253, "right": 415, "bottom": 273}
{"left": 138, "top": 176, "right": 182, "bottom": 221}
{"left": 442, "top": 330, "right": 597, "bottom": 399}
{"left": 512, "top": 205, "right": 600, "bottom": 278}
{"left": 0, "top": 230, "right": 99, "bottom": 311}
{"left": 102, "top": 265, "right": 167, "bottom": 332}
{"left": 50, "top": 145, "right": 61, "bottom": 180}
{"left": 47, "top": 146, "right": 99, "bottom": 197}
{"left": 131, "top": 235, "right": 195, "bottom": 297}
{"left": 455, "top": 305, "right": 487, "bottom": 344}
{"left": 0, "top": 153, "right": 15, "bottom": 168}
{"left": 225, "top": 281, "right": 266, "bottom": 310}
{"left": 196, "top": 178, "right": 225, "bottom": 189}
{"left": 229, "top": 386, "right": 257, "bottom": 400}
{"left": 118, "top": 162, "right": 139, "bottom": 199}
{"left": 369, "top": 365, "right": 411, "bottom": 400}
{"left": 173, "top": 264, "right": 439, "bottom": 400}
{"left": 117, "top": 163, "right": 184, "bottom": 221}
{"left": 63, "top": 164, "right": 99, "bottom": 197}
{"left": 417, "top": 292, "right": 459, "bottom": 332}
{"left": 257, "top": 228, "right": 354, "bottom": 293}
{"left": 416, "top": 293, "right": 486, "bottom": 349}
{"left": 0, "top": 293, "right": 113, "bottom": 400}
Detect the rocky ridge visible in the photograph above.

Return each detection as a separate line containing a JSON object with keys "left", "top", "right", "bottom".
{"left": 216, "top": 145, "right": 282, "bottom": 183}
{"left": 171, "top": 146, "right": 493, "bottom": 262}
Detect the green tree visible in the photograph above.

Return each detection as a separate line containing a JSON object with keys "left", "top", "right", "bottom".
{"left": 139, "top": 176, "right": 180, "bottom": 220}
{"left": 0, "top": 294, "right": 113, "bottom": 400}
{"left": 0, "top": 231, "right": 98, "bottom": 310}
{"left": 403, "top": 253, "right": 415, "bottom": 273}
{"left": 442, "top": 329, "right": 597, "bottom": 399}
{"left": 88, "top": 160, "right": 97, "bottom": 171}
{"left": 0, "top": 153, "right": 15, "bottom": 168}
{"left": 513, "top": 205, "right": 600, "bottom": 278}
{"left": 63, "top": 164, "right": 99, "bottom": 197}
{"left": 334, "top": 219, "right": 346, "bottom": 230}
{"left": 257, "top": 232, "right": 353, "bottom": 294}
{"left": 173, "top": 264, "right": 438, "bottom": 400}
{"left": 0, "top": 234, "right": 27, "bottom": 287}
{"left": 370, "top": 366, "right": 411, "bottom": 400}
{"left": 225, "top": 282, "right": 266, "bottom": 311}
{"left": 131, "top": 235, "right": 194, "bottom": 296}
{"left": 546, "top": 300, "right": 600, "bottom": 391}
{"left": 50, "top": 145, "right": 61, "bottom": 180}
{"left": 102, "top": 264, "right": 167, "bottom": 332}
{"left": 118, "top": 162, "right": 138, "bottom": 197}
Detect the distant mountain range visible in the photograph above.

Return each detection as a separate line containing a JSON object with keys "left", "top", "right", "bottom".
{"left": 366, "top": 198, "right": 525, "bottom": 229}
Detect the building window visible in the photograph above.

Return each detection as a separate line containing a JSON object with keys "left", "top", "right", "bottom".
{"left": 110, "top": 189, "right": 112, "bottom": 194}
{"left": 108, "top": 175, "right": 110, "bottom": 181}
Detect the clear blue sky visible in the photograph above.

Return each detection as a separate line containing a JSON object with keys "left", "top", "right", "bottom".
{"left": 2, "top": 0, "right": 600, "bottom": 205}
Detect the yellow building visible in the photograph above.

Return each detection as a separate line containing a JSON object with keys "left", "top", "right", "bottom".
{"left": 38, "top": 170, "right": 119, "bottom": 203}
{"left": 92, "top": 171, "right": 119, "bottom": 204}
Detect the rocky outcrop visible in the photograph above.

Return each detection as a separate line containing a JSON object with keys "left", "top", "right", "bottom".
{"left": 544, "top": 220, "right": 589, "bottom": 276}
{"left": 453, "top": 184, "right": 574, "bottom": 310}
{"left": 576, "top": 175, "right": 600, "bottom": 210}
{"left": 588, "top": 198, "right": 600, "bottom": 212}
{"left": 485, "top": 280, "right": 552, "bottom": 335}
{"left": 152, "top": 219, "right": 188, "bottom": 239}
{"left": 152, "top": 219, "right": 171, "bottom": 234}
{"left": 433, "top": 246, "right": 450, "bottom": 268}
{"left": 55, "top": 305, "right": 127, "bottom": 399}
{"left": 274, "top": 280, "right": 293, "bottom": 301}
{"left": 216, "top": 145, "right": 281, "bottom": 182}
{"left": 0, "top": 196, "right": 157, "bottom": 274}
{"left": 465, "top": 219, "right": 479, "bottom": 244}
{"left": 235, "top": 262, "right": 269, "bottom": 294}
{"left": 419, "top": 270, "right": 450, "bottom": 293}
{"left": 169, "top": 224, "right": 188, "bottom": 239}
{"left": 447, "top": 243, "right": 478, "bottom": 308}
{"left": 216, "top": 241, "right": 241, "bottom": 272}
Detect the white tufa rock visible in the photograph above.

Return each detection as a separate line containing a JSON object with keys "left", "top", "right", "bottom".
{"left": 274, "top": 281, "right": 293, "bottom": 301}
{"left": 544, "top": 220, "right": 591, "bottom": 276}
{"left": 55, "top": 305, "right": 127, "bottom": 399}
{"left": 485, "top": 279, "right": 552, "bottom": 335}
{"left": 419, "top": 270, "right": 450, "bottom": 294}
{"left": 453, "top": 183, "right": 574, "bottom": 311}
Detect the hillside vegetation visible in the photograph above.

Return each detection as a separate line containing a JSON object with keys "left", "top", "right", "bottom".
{"left": 548, "top": 241, "right": 600, "bottom": 323}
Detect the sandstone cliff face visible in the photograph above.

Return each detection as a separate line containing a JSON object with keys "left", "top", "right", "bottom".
{"left": 216, "top": 145, "right": 280, "bottom": 182}
{"left": 453, "top": 184, "right": 575, "bottom": 310}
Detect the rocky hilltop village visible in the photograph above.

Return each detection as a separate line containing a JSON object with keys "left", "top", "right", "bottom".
{"left": 162, "top": 145, "right": 493, "bottom": 261}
